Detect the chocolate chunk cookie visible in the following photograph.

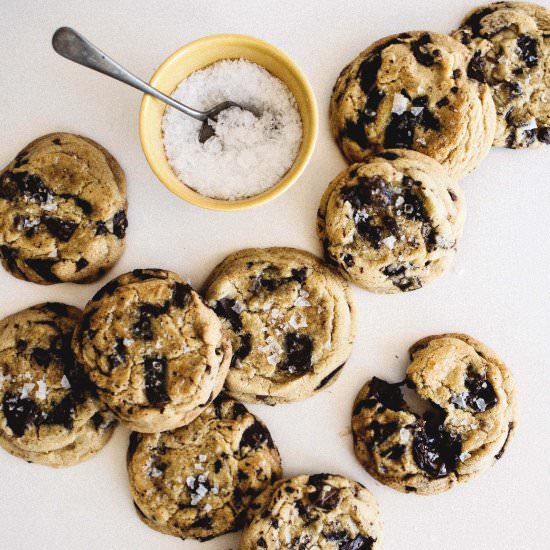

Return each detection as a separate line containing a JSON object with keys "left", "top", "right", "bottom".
{"left": 330, "top": 31, "right": 496, "bottom": 178}
{"left": 318, "top": 149, "right": 465, "bottom": 293}
{"left": 351, "top": 334, "right": 517, "bottom": 495}
{"left": 203, "top": 248, "right": 355, "bottom": 404}
{"left": 72, "top": 269, "right": 232, "bottom": 432}
{"left": 127, "top": 394, "right": 282, "bottom": 541}
{"left": 0, "top": 132, "right": 127, "bottom": 284}
{"left": 0, "top": 303, "right": 116, "bottom": 467}
{"left": 240, "top": 474, "right": 383, "bottom": 549}
{"left": 453, "top": 2, "right": 550, "bottom": 148}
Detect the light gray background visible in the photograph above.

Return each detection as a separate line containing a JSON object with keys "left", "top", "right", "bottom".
{"left": 1, "top": 1, "right": 549, "bottom": 548}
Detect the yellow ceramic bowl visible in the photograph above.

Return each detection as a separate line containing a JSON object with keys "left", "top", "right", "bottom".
{"left": 139, "top": 34, "right": 318, "bottom": 211}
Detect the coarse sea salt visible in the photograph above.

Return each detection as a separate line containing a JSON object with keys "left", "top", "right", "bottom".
{"left": 162, "top": 59, "right": 303, "bottom": 200}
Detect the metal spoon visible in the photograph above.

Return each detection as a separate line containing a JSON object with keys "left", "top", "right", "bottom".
{"left": 52, "top": 27, "right": 250, "bottom": 143}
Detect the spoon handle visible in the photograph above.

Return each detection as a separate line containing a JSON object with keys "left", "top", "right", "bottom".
{"left": 52, "top": 27, "right": 206, "bottom": 121}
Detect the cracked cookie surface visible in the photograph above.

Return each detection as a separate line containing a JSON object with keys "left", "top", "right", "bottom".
{"left": 0, "top": 132, "right": 127, "bottom": 284}
{"left": 0, "top": 303, "right": 116, "bottom": 467}
{"left": 72, "top": 269, "right": 232, "bottom": 432}
{"left": 240, "top": 473, "right": 383, "bottom": 549}
{"left": 127, "top": 394, "right": 281, "bottom": 541}
{"left": 318, "top": 149, "right": 465, "bottom": 293}
{"left": 203, "top": 248, "right": 355, "bottom": 404}
{"left": 453, "top": 2, "right": 550, "bottom": 148}
{"left": 330, "top": 31, "right": 496, "bottom": 178}
{"left": 351, "top": 333, "right": 517, "bottom": 495}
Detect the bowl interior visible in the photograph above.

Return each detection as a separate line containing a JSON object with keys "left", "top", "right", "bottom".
{"left": 139, "top": 34, "right": 318, "bottom": 211}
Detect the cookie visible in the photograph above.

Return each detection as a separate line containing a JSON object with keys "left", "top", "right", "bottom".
{"left": 240, "top": 473, "right": 383, "bottom": 549}
{"left": 0, "top": 303, "right": 116, "bottom": 467}
{"left": 330, "top": 31, "right": 496, "bottom": 178}
{"left": 452, "top": 2, "right": 550, "bottom": 148}
{"left": 351, "top": 333, "right": 517, "bottom": 495}
{"left": 318, "top": 149, "right": 465, "bottom": 293}
{"left": 203, "top": 248, "right": 355, "bottom": 404}
{"left": 71, "top": 269, "right": 232, "bottom": 433}
{"left": 127, "top": 394, "right": 282, "bottom": 541}
{"left": 0, "top": 132, "right": 127, "bottom": 284}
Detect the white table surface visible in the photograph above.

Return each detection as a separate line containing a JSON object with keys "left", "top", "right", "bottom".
{"left": 1, "top": 1, "right": 549, "bottom": 549}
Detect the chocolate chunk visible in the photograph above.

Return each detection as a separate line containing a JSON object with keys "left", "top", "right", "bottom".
{"left": 13, "top": 152, "right": 29, "bottom": 168}
{"left": 143, "top": 356, "right": 169, "bottom": 405}
{"left": 384, "top": 111, "right": 417, "bottom": 149}
{"left": 412, "top": 95, "right": 429, "bottom": 107}
{"left": 128, "top": 432, "right": 140, "bottom": 459}
{"left": 256, "top": 537, "right": 267, "bottom": 548}
{"left": 42, "top": 216, "right": 78, "bottom": 242}
{"left": 436, "top": 97, "right": 449, "bottom": 108}
{"left": 240, "top": 420, "right": 273, "bottom": 451}
{"left": 231, "top": 333, "right": 251, "bottom": 367}
{"left": 214, "top": 459, "right": 222, "bottom": 473}
{"left": 310, "top": 482, "right": 341, "bottom": 511}
{"left": 419, "top": 108, "right": 441, "bottom": 132}
{"left": 172, "top": 282, "right": 190, "bottom": 308}
{"left": 340, "top": 534, "right": 376, "bottom": 550}
{"left": 192, "top": 516, "right": 212, "bottom": 529}
{"left": 0, "top": 246, "right": 21, "bottom": 275}
{"left": 353, "top": 397, "right": 378, "bottom": 416}
{"left": 42, "top": 302, "right": 68, "bottom": 316}
{"left": 2, "top": 393, "right": 40, "bottom": 437}
{"left": 463, "top": 6, "right": 497, "bottom": 37}
{"left": 25, "top": 259, "right": 60, "bottom": 283}
{"left": 368, "top": 420, "right": 399, "bottom": 446}
{"left": 315, "top": 365, "right": 344, "bottom": 390}
{"left": 464, "top": 370, "right": 498, "bottom": 412}
{"left": 364, "top": 88, "right": 385, "bottom": 122}
{"left": 93, "top": 281, "right": 124, "bottom": 305}
{"left": 10, "top": 171, "right": 52, "bottom": 204}
{"left": 343, "top": 254, "right": 354, "bottom": 267}
{"left": 413, "top": 412, "right": 462, "bottom": 477}
{"left": 232, "top": 401, "right": 248, "bottom": 418}
{"left": 52, "top": 138, "right": 61, "bottom": 145}
{"left": 45, "top": 395, "right": 75, "bottom": 430}
{"left": 343, "top": 112, "right": 370, "bottom": 148}
{"left": 467, "top": 50, "right": 486, "bottom": 83}
{"left": 95, "top": 222, "right": 108, "bottom": 235}
{"left": 214, "top": 297, "right": 242, "bottom": 331}
{"left": 113, "top": 210, "right": 128, "bottom": 239}
{"left": 59, "top": 194, "right": 93, "bottom": 215}
{"left": 16, "top": 339, "right": 27, "bottom": 352}
{"left": 76, "top": 258, "right": 89, "bottom": 271}
{"left": 133, "top": 302, "right": 169, "bottom": 340}
{"left": 280, "top": 333, "right": 312, "bottom": 374}
{"left": 411, "top": 33, "right": 435, "bottom": 66}
{"left": 402, "top": 187, "right": 429, "bottom": 222}
{"left": 383, "top": 444, "right": 406, "bottom": 460}
{"left": 108, "top": 338, "right": 126, "bottom": 370}
{"left": 537, "top": 127, "right": 550, "bottom": 144}
{"left": 341, "top": 175, "right": 391, "bottom": 209}
{"left": 517, "top": 35, "right": 538, "bottom": 68}
{"left": 358, "top": 52, "right": 382, "bottom": 93}
{"left": 367, "top": 377, "right": 406, "bottom": 410}
{"left": 453, "top": 69, "right": 462, "bottom": 79}
{"left": 31, "top": 347, "right": 51, "bottom": 367}
{"left": 376, "top": 151, "right": 399, "bottom": 160}
{"left": 448, "top": 189, "right": 458, "bottom": 201}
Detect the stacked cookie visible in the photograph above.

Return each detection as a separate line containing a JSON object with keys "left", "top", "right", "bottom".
{"left": 325, "top": 1, "right": 550, "bottom": 293}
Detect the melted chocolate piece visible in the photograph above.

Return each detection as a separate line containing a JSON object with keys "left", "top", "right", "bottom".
{"left": 0, "top": 245, "right": 22, "bottom": 275}
{"left": 240, "top": 420, "right": 273, "bottom": 451}
{"left": 92, "top": 278, "right": 120, "bottom": 301}
{"left": 75, "top": 258, "right": 89, "bottom": 271}
{"left": 358, "top": 52, "right": 382, "bottom": 93}
{"left": 95, "top": 222, "right": 108, "bottom": 236}
{"left": 253, "top": 266, "right": 307, "bottom": 292}
{"left": 464, "top": 371, "right": 498, "bottom": 412}
{"left": 128, "top": 432, "right": 140, "bottom": 459}
{"left": 411, "top": 33, "right": 435, "bottom": 66}
{"left": 44, "top": 395, "right": 75, "bottom": 430}
{"left": 537, "top": 127, "right": 550, "bottom": 144}
{"left": 231, "top": 333, "right": 251, "bottom": 367}
{"left": 280, "top": 333, "right": 313, "bottom": 374}
{"left": 343, "top": 112, "right": 370, "bottom": 148}
{"left": 364, "top": 88, "right": 385, "bottom": 122}
{"left": 25, "top": 258, "right": 60, "bottom": 283}
{"left": 42, "top": 216, "right": 78, "bottom": 242}
{"left": 467, "top": 50, "right": 486, "bottom": 83}
{"left": 383, "top": 444, "right": 406, "bottom": 460}
{"left": 42, "top": 302, "right": 68, "bottom": 316}
{"left": 59, "top": 194, "right": 93, "bottom": 215}
{"left": 495, "top": 422, "right": 514, "bottom": 460}
{"left": 335, "top": 534, "right": 376, "bottom": 550}
{"left": 10, "top": 171, "right": 52, "bottom": 204}
{"left": 413, "top": 411, "right": 462, "bottom": 478}
{"left": 2, "top": 393, "right": 41, "bottom": 437}
{"left": 368, "top": 377, "right": 406, "bottom": 410}
{"left": 376, "top": 151, "right": 399, "bottom": 160}
{"left": 172, "top": 282, "right": 190, "bottom": 308}
{"left": 143, "top": 356, "right": 169, "bottom": 405}
{"left": 31, "top": 347, "right": 51, "bottom": 367}
{"left": 108, "top": 338, "right": 126, "bottom": 370}
{"left": 343, "top": 254, "right": 354, "bottom": 267}
{"left": 368, "top": 420, "right": 399, "bottom": 447}
{"left": 419, "top": 108, "right": 441, "bottom": 132}
{"left": 309, "top": 482, "right": 341, "bottom": 511}
{"left": 384, "top": 111, "right": 417, "bottom": 149}
{"left": 315, "top": 365, "right": 344, "bottom": 390}
{"left": 463, "top": 6, "right": 497, "bottom": 37}
{"left": 214, "top": 297, "right": 242, "bottom": 331}
{"left": 517, "top": 35, "right": 538, "bottom": 68}
{"left": 113, "top": 210, "right": 128, "bottom": 239}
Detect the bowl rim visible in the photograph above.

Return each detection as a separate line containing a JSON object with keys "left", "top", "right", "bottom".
{"left": 139, "top": 33, "right": 319, "bottom": 212}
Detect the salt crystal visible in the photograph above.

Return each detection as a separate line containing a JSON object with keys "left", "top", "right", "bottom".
{"left": 198, "top": 454, "right": 207, "bottom": 462}
{"left": 294, "top": 289, "right": 311, "bottom": 307}
{"left": 395, "top": 196, "right": 405, "bottom": 207}
{"left": 399, "top": 428, "right": 410, "bottom": 444}
{"left": 211, "top": 484, "right": 219, "bottom": 495}
{"left": 162, "top": 59, "right": 303, "bottom": 200}
{"left": 60, "top": 375, "right": 71, "bottom": 389}
{"left": 231, "top": 301, "right": 244, "bottom": 314}
{"left": 186, "top": 476, "right": 196, "bottom": 488}
{"left": 382, "top": 236, "right": 397, "bottom": 250}
{"left": 203, "top": 504, "right": 212, "bottom": 513}
{"left": 195, "top": 463, "right": 203, "bottom": 470}
{"left": 197, "top": 473, "right": 209, "bottom": 483}
{"left": 20, "top": 382, "right": 35, "bottom": 399}
{"left": 520, "top": 118, "right": 538, "bottom": 131}
{"left": 392, "top": 92, "right": 409, "bottom": 115}
{"left": 289, "top": 312, "right": 307, "bottom": 329}
{"left": 196, "top": 484, "right": 208, "bottom": 497}
{"left": 47, "top": 248, "right": 58, "bottom": 258}
{"left": 317, "top": 306, "right": 324, "bottom": 314}
{"left": 459, "top": 451, "right": 471, "bottom": 462}
{"left": 149, "top": 467, "right": 163, "bottom": 478}
{"left": 411, "top": 106, "right": 424, "bottom": 117}
{"left": 123, "top": 338, "right": 134, "bottom": 347}
{"left": 267, "top": 353, "right": 279, "bottom": 366}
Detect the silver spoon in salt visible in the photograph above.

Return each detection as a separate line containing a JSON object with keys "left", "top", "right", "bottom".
{"left": 52, "top": 27, "right": 254, "bottom": 143}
